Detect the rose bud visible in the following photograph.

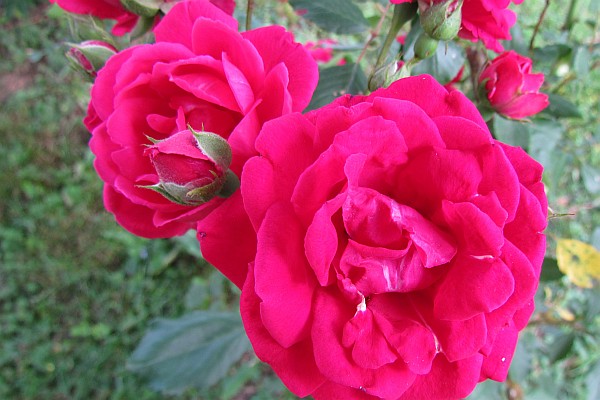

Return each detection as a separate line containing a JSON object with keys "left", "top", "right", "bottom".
{"left": 419, "top": 0, "right": 463, "bottom": 41}
{"left": 142, "top": 128, "right": 239, "bottom": 206}
{"left": 479, "top": 51, "right": 549, "bottom": 119}
{"left": 413, "top": 32, "right": 439, "bottom": 60}
{"left": 66, "top": 40, "right": 117, "bottom": 78}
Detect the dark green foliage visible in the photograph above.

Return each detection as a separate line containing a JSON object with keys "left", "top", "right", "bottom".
{"left": 307, "top": 63, "right": 368, "bottom": 111}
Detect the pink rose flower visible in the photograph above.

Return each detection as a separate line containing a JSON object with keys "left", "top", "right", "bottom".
{"left": 85, "top": 0, "right": 318, "bottom": 259}
{"left": 305, "top": 39, "right": 337, "bottom": 63}
{"left": 390, "top": 0, "right": 525, "bottom": 52}
{"left": 236, "top": 75, "right": 547, "bottom": 399}
{"left": 479, "top": 50, "right": 549, "bottom": 119}
{"left": 48, "top": 0, "right": 235, "bottom": 35}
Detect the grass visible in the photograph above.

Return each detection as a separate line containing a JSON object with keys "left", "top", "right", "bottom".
{"left": 0, "top": 4, "right": 204, "bottom": 399}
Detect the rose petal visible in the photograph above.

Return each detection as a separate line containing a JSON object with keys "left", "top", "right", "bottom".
{"left": 434, "top": 256, "right": 515, "bottom": 321}
{"left": 241, "top": 265, "right": 326, "bottom": 397}
{"left": 154, "top": 0, "right": 237, "bottom": 49}
{"left": 479, "top": 320, "right": 518, "bottom": 382}
{"left": 441, "top": 200, "right": 504, "bottom": 258}
{"left": 254, "top": 202, "right": 316, "bottom": 348}
{"left": 243, "top": 25, "right": 319, "bottom": 112}
{"left": 243, "top": 113, "right": 317, "bottom": 230}
{"left": 103, "top": 186, "right": 191, "bottom": 238}
{"left": 399, "top": 353, "right": 484, "bottom": 400}
{"left": 305, "top": 193, "right": 346, "bottom": 286}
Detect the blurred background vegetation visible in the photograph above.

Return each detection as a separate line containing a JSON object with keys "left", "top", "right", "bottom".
{"left": 0, "top": 0, "right": 598, "bottom": 399}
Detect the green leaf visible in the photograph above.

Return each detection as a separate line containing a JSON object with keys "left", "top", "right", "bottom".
{"left": 505, "top": 22, "right": 528, "bottom": 55}
{"left": 542, "top": 93, "right": 583, "bottom": 119}
{"left": 128, "top": 311, "right": 251, "bottom": 395}
{"left": 533, "top": 44, "right": 572, "bottom": 65}
{"left": 466, "top": 379, "right": 504, "bottom": 399}
{"left": 528, "top": 121, "right": 567, "bottom": 188}
{"left": 306, "top": 63, "right": 368, "bottom": 111}
{"left": 592, "top": 227, "right": 600, "bottom": 251}
{"left": 540, "top": 257, "right": 564, "bottom": 282}
{"left": 492, "top": 114, "right": 531, "bottom": 149}
{"left": 529, "top": 121, "right": 563, "bottom": 169}
{"left": 586, "top": 360, "right": 600, "bottom": 400}
{"left": 509, "top": 331, "right": 535, "bottom": 380}
{"left": 219, "top": 363, "right": 261, "bottom": 400}
{"left": 183, "top": 277, "right": 209, "bottom": 310}
{"left": 581, "top": 165, "right": 600, "bottom": 194}
{"left": 289, "top": 0, "right": 369, "bottom": 34}
{"left": 573, "top": 46, "right": 592, "bottom": 78}
{"left": 547, "top": 332, "right": 575, "bottom": 363}
{"left": 412, "top": 40, "right": 465, "bottom": 83}
{"left": 172, "top": 230, "right": 203, "bottom": 260}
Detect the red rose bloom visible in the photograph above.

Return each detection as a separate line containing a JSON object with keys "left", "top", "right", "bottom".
{"left": 390, "top": 0, "right": 524, "bottom": 52}
{"left": 49, "top": 0, "right": 235, "bottom": 35}
{"left": 479, "top": 50, "right": 549, "bottom": 119}
{"left": 235, "top": 75, "right": 547, "bottom": 399}
{"left": 85, "top": 0, "right": 318, "bottom": 244}
{"left": 305, "top": 39, "right": 336, "bottom": 63}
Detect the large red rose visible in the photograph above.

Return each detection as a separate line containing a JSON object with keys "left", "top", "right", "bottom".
{"left": 390, "top": 0, "right": 524, "bottom": 52}
{"left": 236, "top": 75, "right": 547, "bottom": 399}
{"left": 85, "top": 0, "right": 318, "bottom": 247}
{"left": 48, "top": 0, "right": 235, "bottom": 35}
{"left": 479, "top": 50, "right": 549, "bottom": 119}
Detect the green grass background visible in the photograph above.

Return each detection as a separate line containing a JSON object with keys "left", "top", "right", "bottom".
{"left": 0, "top": 0, "right": 598, "bottom": 399}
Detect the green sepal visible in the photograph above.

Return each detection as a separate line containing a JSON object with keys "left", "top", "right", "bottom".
{"left": 120, "top": 0, "right": 162, "bottom": 17}
{"left": 67, "top": 42, "right": 116, "bottom": 71}
{"left": 184, "top": 174, "right": 224, "bottom": 205}
{"left": 130, "top": 15, "right": 156, "bottom": 39}
{"left": 145, "top": 135, "right": 160, "bottom": 144}
{"left": 138, "top": 183, "right": 191, "bottom": 206}
{"left": 188, "top": 126, "right": 232, "bottom": 170}
{"left": 216, "top": 170, "right": 240, "bottom": 199}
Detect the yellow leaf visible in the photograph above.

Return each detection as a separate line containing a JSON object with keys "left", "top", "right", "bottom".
{"left": 555, "top": 306, "right": 575, "bottom": 322}
{"left": 556, "top": 239, "right": 600, "bottom": 288}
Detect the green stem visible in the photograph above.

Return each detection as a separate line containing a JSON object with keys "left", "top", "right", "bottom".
{"left": 529, "top": 0, "right": 550, "bottom": 51}
{"left": 246, "top": 0, "right": 254, "bottom": 31}
{"left": 373, "top": 3, "right": 418, "bottom": 71}
{"left": 563, "top": 0, "right": 579, "bottom": 32}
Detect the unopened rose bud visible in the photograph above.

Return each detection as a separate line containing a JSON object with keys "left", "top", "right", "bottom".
{"left": 142, "top": 128, "right": 239, "bottom": 206}
{"left": 479, "top": 51, "right": 549, "bottom": 119}
{"left": 66, "top": 40, "right": 117, "bottom": 78}
{"left": 414, "top": 33, "right": 438, "bottom": 60}
{"left": 419, "top": 0, "right": 463, "bottom": 41}
{"left": 369, "top": 61, "right": 398, "bottom": 91}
